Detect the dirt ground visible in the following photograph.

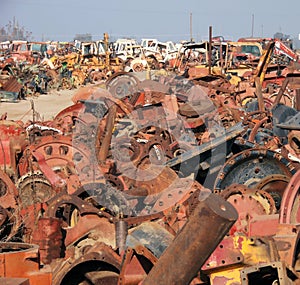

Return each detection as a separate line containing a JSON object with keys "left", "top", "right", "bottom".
{"left": 0, "top": 88, "right": 76, "bottom": 123}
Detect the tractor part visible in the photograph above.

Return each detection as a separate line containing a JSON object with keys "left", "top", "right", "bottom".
{"left": 18, "top": 134, "right": 91, "bottom": 187}
{"left": 214, "top": 148, "right": 296, "bottom": 195}
{"left": 106, "top": 72, "right": 140, "bottom": 99}
{"left": 219, "top": 184, "right": 276, "bottom": 236}
{"left": 16, "top": 171, "right": 54, "bottom": 208}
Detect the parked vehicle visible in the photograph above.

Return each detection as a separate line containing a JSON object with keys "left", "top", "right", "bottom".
{"left": 141, "top": 38, "right": 178, "bottom": 62}
{"left": 112, "top": 38, "right": 142, "bottom": 62}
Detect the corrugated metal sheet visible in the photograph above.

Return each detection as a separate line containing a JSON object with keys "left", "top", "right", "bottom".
{"left": 2, "top": 77, "right": 22, "bottom": 93}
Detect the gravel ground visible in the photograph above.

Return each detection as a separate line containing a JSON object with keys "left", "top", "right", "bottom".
{"left": 0, "top": 88, "right": 76, "bottom": 123}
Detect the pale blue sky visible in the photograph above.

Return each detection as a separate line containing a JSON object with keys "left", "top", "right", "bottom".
{"left": 1, "top": 0, "right": 299, "bottom": 44}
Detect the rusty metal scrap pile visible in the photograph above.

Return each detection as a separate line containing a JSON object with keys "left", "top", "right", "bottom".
{"left": 2, "top": 38, "right": 300, "bottom": 285}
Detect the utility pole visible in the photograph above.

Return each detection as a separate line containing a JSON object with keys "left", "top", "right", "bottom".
{"left": 208, "top": 26, "right": 212, "bottom": 75}
{"left": 251, "top": 14, "right": 254, "bottom": 37}
{"left": 190, "top": 12, "right": 193, "bottom": 42}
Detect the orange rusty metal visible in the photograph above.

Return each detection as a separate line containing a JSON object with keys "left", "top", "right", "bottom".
{"left": 0, "top": 242, "right": 52, "bottom": 285}
{"left": 31, "top": 217, "right": 63, "bottom": 265}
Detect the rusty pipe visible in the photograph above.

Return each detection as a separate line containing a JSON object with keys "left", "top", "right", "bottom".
{"left": 255, "top": 77, "right": 265, "bottom": 113}
{"left": 98, "top": 104, "right": 117, "bottom": 162}
{"left": 142, "top": 192, "right": 238, "bottom": 285}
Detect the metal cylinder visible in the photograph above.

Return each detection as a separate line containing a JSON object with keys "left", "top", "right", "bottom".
{"left": 142, "top": 193, "right": 238, "bottom": 285}
{"left": 32, "top": 217, "right": 63, "bottom": 265}
{"left": 98, "top": 104, "right": 117, "bottom": 162}
{"left": 116, "top": 219, "right": 128, "bottom": 254}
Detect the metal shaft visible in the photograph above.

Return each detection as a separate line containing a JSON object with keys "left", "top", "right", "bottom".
{"left": 142, "top": 193, "right": 238, "bottom": 285}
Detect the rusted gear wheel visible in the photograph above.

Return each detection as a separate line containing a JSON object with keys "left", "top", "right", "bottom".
{"left": 115, "top": 127, "right": 176, "bottom": 168}
{"left": 18, "top": 135, "right": 92, "bottom": 182}
{"left": 106, "top": 72, "right": 140, "bottom": 99}
{"left": 254, "top": 174, "right": 290, "bottom": 210}
{"left": 214, "top": 148, "right": 296, "bottom": 192}
{"left": 219, "top": 184, "right": 276, "bottom": 235}
{"left": 279, "top": 170, "right": 300, "bottom": 224}
{"left": 16, "top": 171, "right": 54, "bottom": 208}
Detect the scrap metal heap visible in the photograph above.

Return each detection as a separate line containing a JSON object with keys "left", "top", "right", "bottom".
{"left": 1, "top": 38, "right": 300, "bottom": 284}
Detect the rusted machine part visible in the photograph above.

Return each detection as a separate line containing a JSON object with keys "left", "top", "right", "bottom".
{"left": 63, "top": 214, "right": 116, "bottom": 253}
{"left": 18, "top": 134, "right": 92, "bottom": 186}
{"left": 32, "top": 217, "right": 63, "bottom": 265}
{"left": 248, "top": 116, "right": 269, "bottom": 143}
{"left": 26, "top": 123, "right": 62, "bottom": 143}
{"left": 0, "top": 167, "right": 18, "bottom": 209}
{"left": 142, "top": 193, "right": 238, "bottom": 285}
{"left": 239, "top": 261, "right": 299, "bottom": 285}
{"left": 241, "top": 95, "right": 275, "bottom": 110}
{"left": 271, "top": 223, "right": 300, "bottom": 272}
{"left": 105, "top": 173, "right": 126, "bottom": 191}
{"left": 16, "top": 171, "right": 54, "bottom": 208}
{"left": 119, "top": 222, "right": 173, "bottom": 284}
{"left": 72, "top": 111, "right": 105, "bottom": 159}
{"left": 202, "top": 235, "right": 299, "bottom": 285}
{"left": 166, "top": 122, "right": 244, "bottom": 168}
{"left": 288, "top": 130, "right": 300, "bottom": 154}
{"left": 243, "top": 109, "right": 269, "bottom": 120}
{"left": 279, "top": 169, "right": 300, "bottom": 224}
{"left": 44, "top": 181, "right": 132, "bottom": 223}
{"left": 18, "top": 134, "right": 91, "bottom": 174}
{"left": 52, "top": 242, "right": 121, "bottom": 285}
{"left": 27, "top": 191, "right": 117, "bottom": 256}
{"left": 219, "top": 184, "right": 276, "bottom": 236}
{"left": 72, "top": 86, "right": 133, "bottom": 116}
{"left": 214, "top": 148, "right": 296, "bottom": 192}
{"left": 272, "top": 73, "right": 300, "bottom": 108}
{"left": 201, "top": 235, "right": 244, "bottom": 277}
{"left": 254, "top": 77, "right": 265, "bottom": 113}
{"left": 106, "top": 72, "right": 140, "bottom": 99}
{"left": 255, "top": 174, "right": 290, "bottom": 210}
{"left": 51, "top": 102, "right": 84, "bottom": 134}
{"left": 98, "top": 104, "right": 117, "bottom": 163}
{"left": 202, "top": 234, "right": 276, "bottom": 271}
{"left": 0, "top": 242, "right": 52, "bottom": 285}
{"left": 0, "top": 168, "right": 20, "bottom": 240}
{"left": 112, "top": 125, "right": 181, "bottom": 166}
{"left": 0, "top": 120, "right": 27, "bottom": 178}
{"left": 73, "top": 88, "right": 132, "bottom": 120}
{"left": 130, "top": 165, "right": 179, "bottom": 197}
{"left": 269, "top": 91, "right": 294, "bottom": 107}
{"left": 45, "top": 192, "right": 113, "bottom": 225}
